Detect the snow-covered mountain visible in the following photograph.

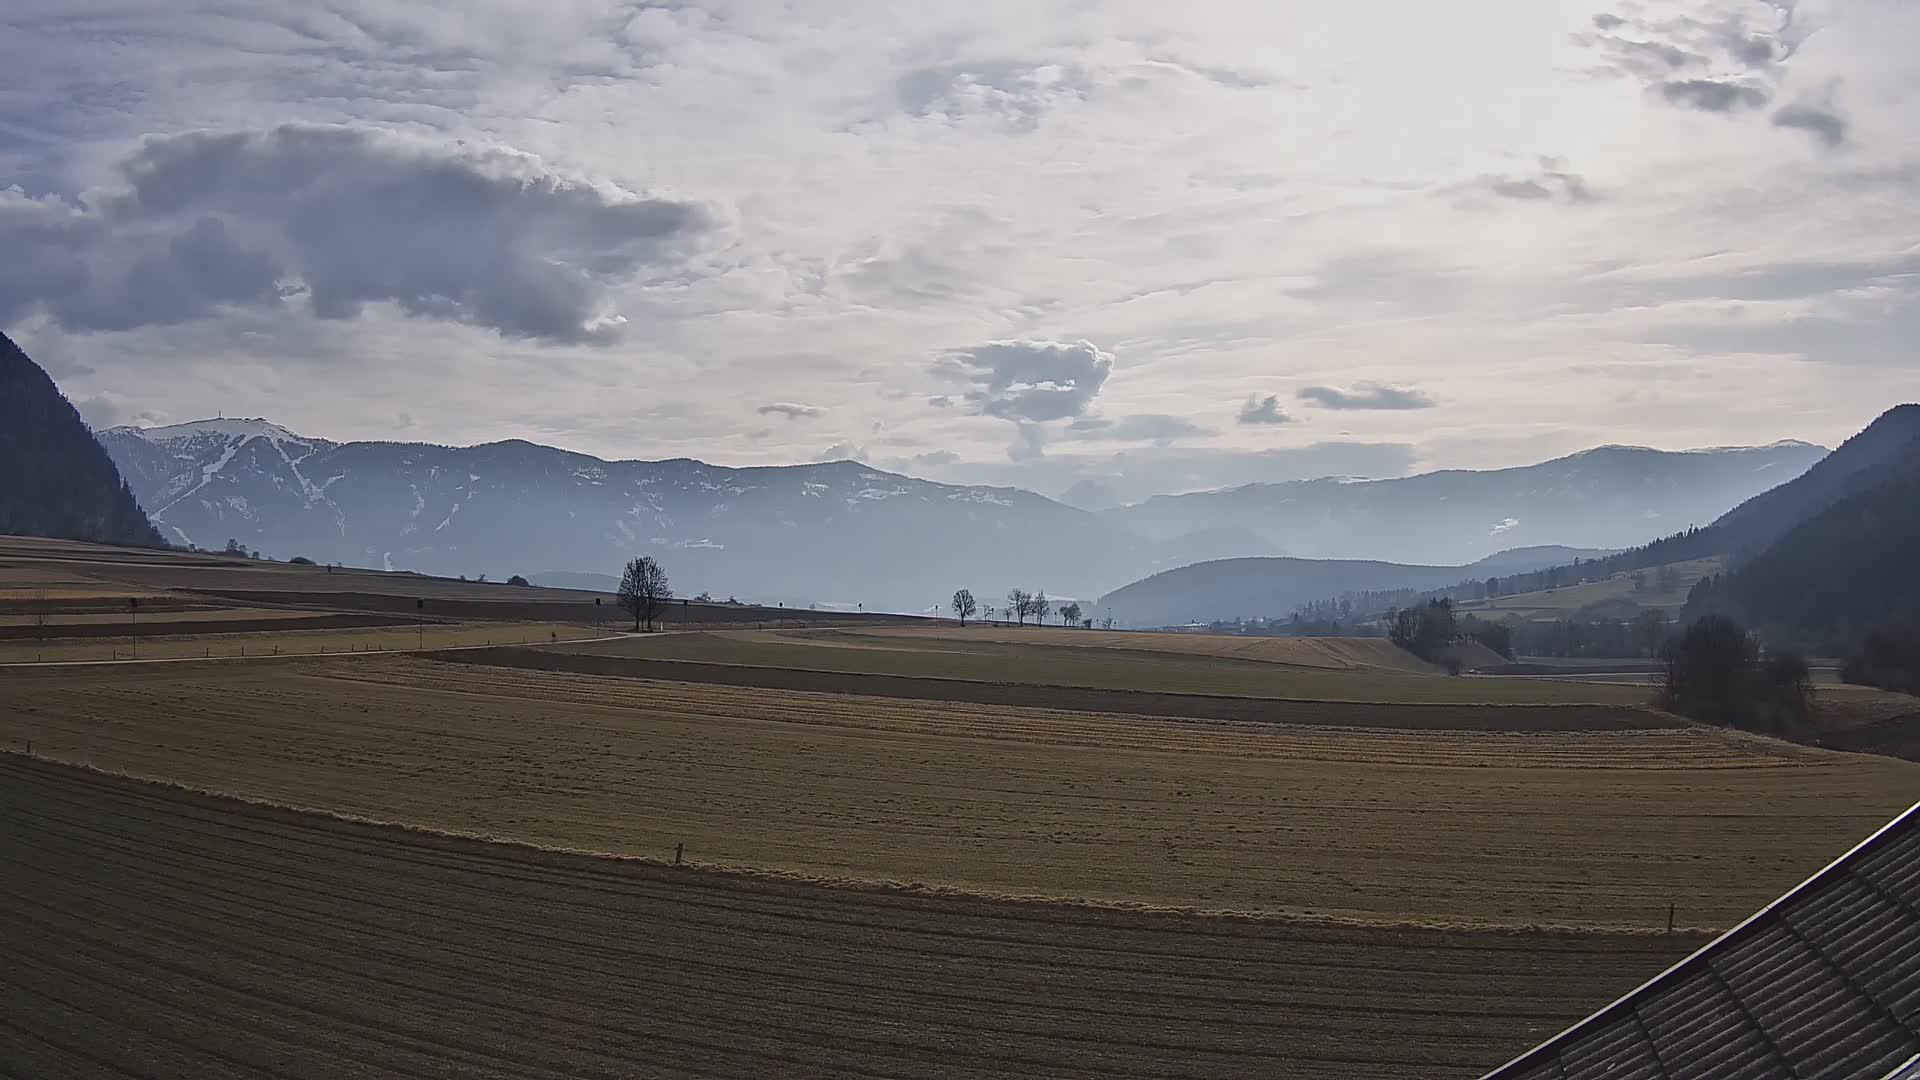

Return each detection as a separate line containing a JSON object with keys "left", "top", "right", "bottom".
{"left": 96, "top": 420, "right": 1154, "bottom": 609}
{"left": 96, "top": 419, "right": 1832, "bottom": 611}
{"left": 1098, "top": 441, "right": 1830, "bottom": 567}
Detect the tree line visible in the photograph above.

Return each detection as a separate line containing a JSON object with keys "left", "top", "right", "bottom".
{"left": 950, "top": 588, "right": 1092, "bottom": 628}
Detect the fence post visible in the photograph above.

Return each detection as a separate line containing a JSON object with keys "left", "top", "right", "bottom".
{"left": 675, "top": 842, "right": 684, "bottom": 866}
{"left": 1667, "top": 903, "right": 1675, "bottom": 932}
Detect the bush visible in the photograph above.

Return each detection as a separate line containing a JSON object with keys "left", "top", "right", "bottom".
{"left": 1659, "top": 615, "right": 1811, "bottom": 735}
{"left": 288, "top": 556, "right": 315, "bottom": 566}
{"left": 507, "top": 574, "right": 530, "bottom": 587}
{"left": 1842, "top": 623, "right": 1920, "bottom": 694}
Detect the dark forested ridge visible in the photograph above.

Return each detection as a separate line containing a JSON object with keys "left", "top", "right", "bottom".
{"left": 0, "top": 332, "right": 164, "bottom": 548}
{"left": 1705, "top": 446, "right": 1920, "bottom": 646}
{"left": 1709, "top": 403, "right": 1920, "bottom": 559}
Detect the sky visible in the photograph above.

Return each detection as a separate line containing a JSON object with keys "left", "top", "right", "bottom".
{"left": 4, "top": 0, "right": 1919, "bottom": 504}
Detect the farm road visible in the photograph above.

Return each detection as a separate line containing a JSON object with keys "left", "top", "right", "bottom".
{"left": 0, "top": 756, "right": 1694, "bottom": 1080}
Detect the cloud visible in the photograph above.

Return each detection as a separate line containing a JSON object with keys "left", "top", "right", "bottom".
{"left": 930, "top": 338, "right": 1114, "bottom": 422}
{"left": 1475, "top": 157, "right": 1595, "bottom": 204}
{"left": 757, "top": 402, "right": 826, "bottom": 420}
{"left": 1577, "top": 4, "right": 1808, "bottom": 115}
{"left": 1066, "top": 413, "right": 1212, "bottom": 443}
{"left": 1658, "top": 78, "right": 1769, "bottom": 112}
{"left": 1773, "top": 103, "right": 1846, "bottom": 148}
{"left": 0, "top": 125, "right": 713, "bottom": 343}
{"left": 913, "top": 449, "right": 960, "bottom": 466}
{"left": 944, "top": 442, "right": 1422, "bottom": 505}
{"left": 818, "top": 441, "right": 870, "bottom": 463}
{"left": 1297, "top": 382, "right": 1436, "bottom": 410}
{"left": 1237, "top": 395, "right": 1293, "bottom": 425}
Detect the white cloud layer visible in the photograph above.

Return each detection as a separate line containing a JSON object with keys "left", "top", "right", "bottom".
{"left": 4, "top": 0, "right": 1919, "bottom": 500}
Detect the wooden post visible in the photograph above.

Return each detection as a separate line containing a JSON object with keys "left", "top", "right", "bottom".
{"left": 674, "top": 842, "right": 683, "bottom": 866}
{"left": 1667, "top": 903, "right": 1675, "bottom": 932}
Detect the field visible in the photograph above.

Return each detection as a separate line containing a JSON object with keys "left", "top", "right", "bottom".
{"left": 5, "top": 655, "right": 1914, "bottom": 929}
{"left": 0, "top": 755, "right": 1701, "bottom": 1080}
{"left": 1453, "top": 557, "right": 1724, "bottom": 621}
{"left": 6, "top": 534, "right": 1917, "bottom": 1078}
{"left": 0, "top": 533, "right": 917, "bottom": 630}
{"left": 0, "top": 621, "right": 602, "bottom": 663}
{"left": 558, "top": 628, "right": 1655, "bottom": 705}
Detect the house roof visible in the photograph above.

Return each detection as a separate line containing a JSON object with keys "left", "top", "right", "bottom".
{"left": 1484, "top": 802, "right": 1920, "bottom": 1080}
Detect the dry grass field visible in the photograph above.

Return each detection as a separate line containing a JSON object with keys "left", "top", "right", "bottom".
{"left": 559, "top": 628, "right": 1654, "bottom": 705}
{"left": 0, "top": 756, "right": 1702, "bottom": 1080}
{"left": 0, "top": 621, "right": 604, "bottom": 663}
{"left": 871, "top": 626, "right": 1457, "bottom": 671}
{"left": 1453, "top": 557, "right": 1725, "bottom": 621}
{"left": 4, "top": 655, "right": 1913, "bottom": 929}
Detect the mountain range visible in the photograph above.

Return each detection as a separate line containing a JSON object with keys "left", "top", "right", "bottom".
{"left": 93, "top": 411, "right": 1825, "bottom": 612}
{"left": 1100, "top": 441, "right": 1828, "bottom": 566}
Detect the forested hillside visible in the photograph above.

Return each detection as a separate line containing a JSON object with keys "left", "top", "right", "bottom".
{"left": 0, "top": 332, "right": 163, "bottom": 548}
{"left": 1705, "top": 460, "right": 1920, "bottom": 646}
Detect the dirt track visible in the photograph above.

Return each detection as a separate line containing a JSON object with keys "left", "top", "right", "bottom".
{"left": 450, "top": 647, "right": 1673, "bottom": 731}
{"left": 0, "top": 755, "right": 1697, "bottom": 1080}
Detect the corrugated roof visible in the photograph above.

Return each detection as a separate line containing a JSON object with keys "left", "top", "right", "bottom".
{"left": 1484, "top": 802, "right": 1920, "bottom": 1080}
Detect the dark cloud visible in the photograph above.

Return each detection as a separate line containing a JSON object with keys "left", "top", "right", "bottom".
{"left": 0, "top": 124, "right": 712, "bottom": 342}
{"left": 1658, "top": 78, "right": 1769, "bottom": 112}
{"left": 1237, "top": 394, "right": 1293, "bottom": 425}
{"left": 1066, "top": 414, "right": 1211, "bottom": 443}
{"left": 1478, "top": 157, "right": 1595, "bottom": 204}
{"left": 1773, "top": 103, "right": 1846, "bottom": 148}
{"left": 1297, "top": 382, "right": 1436, "bottom": 410}
{"left": 757, "top": 402, "right": 827, "bottom": 420}
{"left": 1578, "top": 3, "right": 1805, "bottom": 111}
{"left": 930, "top": 338, "right": 1114, "bottom": 422}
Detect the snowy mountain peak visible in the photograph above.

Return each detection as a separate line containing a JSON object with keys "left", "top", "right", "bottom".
{"left": 122, "top": 417, "right": 314, "bottom": 447}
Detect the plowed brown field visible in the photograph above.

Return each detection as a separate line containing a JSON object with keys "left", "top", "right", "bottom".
{"left": 3, "top": 656, "right": 1913, "bottom": 929}
{"left": 0, "top": 756, "right": 1702, "bottom": 1080}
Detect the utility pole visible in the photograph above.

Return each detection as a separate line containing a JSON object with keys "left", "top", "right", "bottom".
{"left": 129, "top": 597, "right": 139, "bottom": 658}
{"left": 416, "top": 597, "right": 425, "bottom": 650}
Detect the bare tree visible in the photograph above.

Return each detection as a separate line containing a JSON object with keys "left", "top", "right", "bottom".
{"left": 1059, "top": 601, "right": 1082, "bottom": 627}
{"left": 951, "top": 588, "right": 978, "bottom": 626}
{"left": 1031, "top": 589, "right": 1049, "bottom": 627}
{"left": 618, "top": 556, "right": 673, "bottom": 631}
{"left": 1007, "top": 588, "right": 1030, "bottom": 627}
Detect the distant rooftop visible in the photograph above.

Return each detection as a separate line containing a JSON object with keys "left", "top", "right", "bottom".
{"left": 1484, "top": 801, "right": 1920, "bottom": 1080}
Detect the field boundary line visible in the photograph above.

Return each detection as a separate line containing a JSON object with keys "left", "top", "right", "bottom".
{"left": 0, "top": 750, "right": 1720, "bottom": 940}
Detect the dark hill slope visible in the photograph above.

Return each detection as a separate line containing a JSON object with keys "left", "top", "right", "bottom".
{"left": 1709, "top": 403, "right": 1920, "bottom": 558}
{"left": 0, "top": 332, "right": 162, "bottom": 547}
{"left": 1711, "top": 440, "right": 1920, "bottom": 642}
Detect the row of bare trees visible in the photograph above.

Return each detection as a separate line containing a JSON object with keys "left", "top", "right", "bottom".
{"left": 950, "top": 588, "right": 1084, "bottom": 628}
